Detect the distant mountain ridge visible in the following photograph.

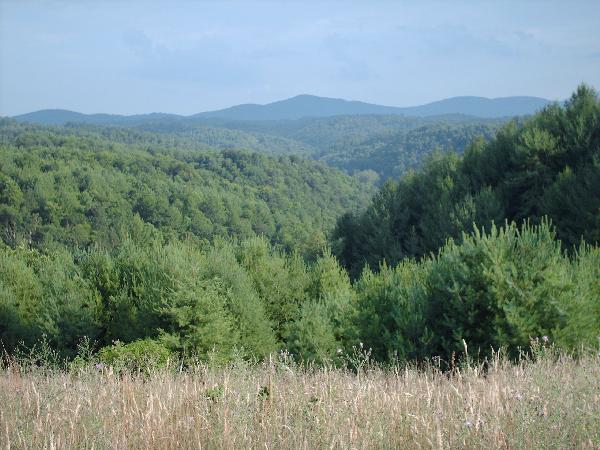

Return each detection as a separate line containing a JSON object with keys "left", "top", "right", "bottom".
{"left": 194, "top": 94, "right": 552, "bottom": 120}
{"left": 12, "top": 94, "right": 553, "bottom": 125}
{"left": 12, "top": 109, "right": 181, "bottom": 126}
{"left": 192, "top": 95, "right": 401, "bottom": 120}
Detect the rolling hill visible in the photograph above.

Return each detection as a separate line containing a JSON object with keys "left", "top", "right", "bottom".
{"left": 195, "top": 94, "right": 552, "bottom": 120}
{"left": 13, "top": 94, "right": 553, "bottom": 125}
{"left": 0, "top": 118, "right": 373, "bottom": 256}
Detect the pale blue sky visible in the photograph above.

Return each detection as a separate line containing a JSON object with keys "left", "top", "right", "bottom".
{"left": 1, "top": 0, "right": 599, "bottom": 115}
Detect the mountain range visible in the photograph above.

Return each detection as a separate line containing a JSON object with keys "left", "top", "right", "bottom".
{"left": 12, "top": 94, "right": 553, "bottom": 125}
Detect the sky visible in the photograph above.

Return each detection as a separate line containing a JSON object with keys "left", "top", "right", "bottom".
{"left": 1, "top": 0, "right": 599, "bottom": 116}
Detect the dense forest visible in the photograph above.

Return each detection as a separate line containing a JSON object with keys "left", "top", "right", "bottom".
{"left": 122, "top": 114, "right": 507, "bottom": 183}
{"left": 0, "top": 119, "right": 372, "bottom": 256}
{"left": 1, "top": 85, "right": 599, "bottom": 367}
{"left": 319, "top": 121, "right": 503, "bottom": 181}
{"left": 15, "top": 112, "right": 506, "bottom": 182}
{"left": 333, "top": 85, "right": 600, "bottom": 278}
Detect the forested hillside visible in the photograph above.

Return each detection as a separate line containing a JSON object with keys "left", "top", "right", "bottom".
{"left": 1, "top": 85, "right": 599, "bottom": 368}
{"left": 14, "top": 105, "right": 509, "bottom": 182}
{"left": 333, "top": 85, "right": 600, "bottom": 277}
{"left": 0, "top": 119, "right": 372, "bottom": 256}
{"left": 198, "top": 114, "right": 504, "bottom": 152}
{"left": 319, "top": 121, "right": 503, "bottom": 181}
{"left": 165, "top": 115, "right": 505, "bottom": 182}
{"left": 130, "top": 120, "right": 316, "bottom": 155}
{"left": 6, "top": 119, "right": 315, "bottom": 156}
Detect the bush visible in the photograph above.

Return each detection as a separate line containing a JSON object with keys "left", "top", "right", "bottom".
{"left": 426, "top": 221, "right": 570, "bottom": 359}
{"left": 354, "top": 261, "right": 431, "bottom": 362}
{"left": 0, "top": 246, "right": 100, "bottom": 358}
{"left": 98, "top": 339, "right": 173, "bottom": 372}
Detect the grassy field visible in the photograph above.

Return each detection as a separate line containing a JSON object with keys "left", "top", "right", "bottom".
{"left": 1, "top": 349, "right": 599, "bottom": 449}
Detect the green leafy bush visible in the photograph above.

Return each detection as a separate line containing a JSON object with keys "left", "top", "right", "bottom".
{"left": 98, "top": 339, "right": 173, "bottom": 372}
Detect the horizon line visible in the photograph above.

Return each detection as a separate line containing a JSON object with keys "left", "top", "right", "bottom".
{"left": 8, "top": 93, "right": 557, "bottom": 118}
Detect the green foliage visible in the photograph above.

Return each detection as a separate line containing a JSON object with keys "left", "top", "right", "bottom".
{"left": 0, "top": 246, "right": 100, "bottom": 358}
{"left": 426, "top": 221, "right": 570, "bottom": 359}
{"left": 201, "top": 113, "right": 504, "bottom": 181}
{"left": 235, "top": 236, "right": 310, "bottom": 339}
{"left": 0, "top": 233, "right": 369, "bottom": 365}
{"left": 198, "top": 243, "right": 277, "bottom": 358}
{"left": 285, "top": 251, "right": 356, "bottom": 363}
{"left": 351, "top": 220, "right": 597, "bottom": 363}
{"left": 555, "top": 244, "right": 600, "bottom": 351}
{"left": 354, "top": 261, "right": 430, "bottom": 362}
{"left": 320, "top": 121, "right": 502, "bottom": 182}
{"left": 285, "top": 300, "right": 340, "bottom": 364}
{"left": 79, "top": 237, "right": 277, "bottom": 361}
{"left": 98, "top": 338, "right": 173, "bottom": 372}
{"left": 0, "top": 119, "right": 373, "bottom": 257}
{"left": 335, "top": 84, "right": 600, "bottom": 277}
{"left": 1, "top": 86, "right": 599, "bottom": 367}
{"left": 307, "top": 251, "right": 356, "bottom": 344}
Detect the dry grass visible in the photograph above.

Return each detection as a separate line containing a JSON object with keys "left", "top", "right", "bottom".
{"left": 1, "top": 351, "right": 599, "bottom": 449}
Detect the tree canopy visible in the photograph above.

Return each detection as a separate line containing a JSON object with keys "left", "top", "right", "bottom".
{"left": 333, "top": 84, "right": 600, "bottom": 278}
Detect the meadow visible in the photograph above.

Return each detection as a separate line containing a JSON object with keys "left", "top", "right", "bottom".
{"left": 1, "top": 346, "right": 599, "bottom": 449}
